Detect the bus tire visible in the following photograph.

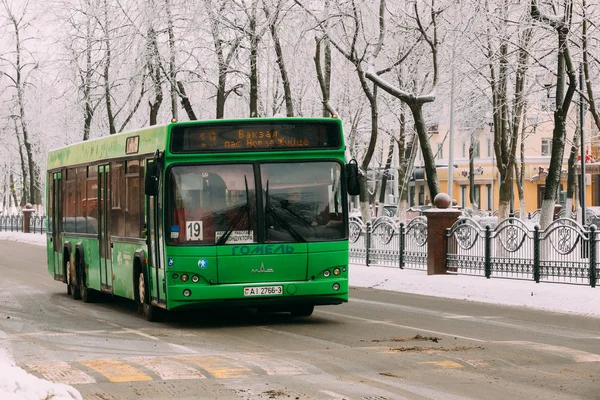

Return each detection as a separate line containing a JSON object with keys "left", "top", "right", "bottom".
{"left": 79, "top": 261, "right": 96, "bottom": 304}
{"left": 290, "top": 305, "right": 314, "bottom": 317}
{"left": 65, "top": 254, "right": 71, "bottom": 295}
{"left": 138, "top": 272, "right": 160, "bottom": 322}
{"left": 66, "top": 254, "right": 80, "bottom": 300}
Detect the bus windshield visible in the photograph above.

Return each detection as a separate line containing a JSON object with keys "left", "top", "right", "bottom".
{"left": 262, "top": 161, "right": 344, "bottom": 242}
{"left": 168, "top": 161, "right": 344, "bottom": 245}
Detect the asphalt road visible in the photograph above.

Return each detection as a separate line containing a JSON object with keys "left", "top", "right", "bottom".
{"left": 1, "top": 240, "right": 599, "bottom": 400}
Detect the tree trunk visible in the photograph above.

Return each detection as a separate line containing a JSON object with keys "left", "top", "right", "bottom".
{"left": 164, "top": 0, "right": 178, "bottom": 121}
{"left": 379, "top": 138, "right": 394, "bottom": 205}
{"left": 396, "top": 111, "right": 408, "bottom": 221}
{"left": 539, "top": 36, "right": 576, "bottom": 227}
{"left": 357, "top": 75, "right": 378, "bottom": 221}
{"left": 264, "top": 4, "right": 293, "bottom": 117}
{"left": 14, "top": 119, "right": 28, "bottom": 207}
{"left": 409, "top": 102, "right": 440, "bottom": 201}
{"left": 102, "top": 0, "right": 116, "bottom": 135}
{"left": 204, "top": 0, "right": 241, "bottom": 119}
{"left": 515, "top": 108, "right": 527, "bottom": 220}
{"left": 358, "top": 175, "right": 370, "bottom": 222}
{"left": 249, "top": 2, "right": 259, "bottom": 118}
{"left": 314, "top": 37, "right": 336, "bottom": 117}
{"left": 177, "top": 81, "right": 197, "bottom": 120}
{"left": 216, "top": 63, "right": 226, "bottom": 119}
{"left": 9, "top": 172, "right": 19, "bottom": 210}
{"left": 582, "top": 0, "right": 600, "bottom": 133}
{"left": 566, "top": 129, "right": 579, "bottom": 217}
{"left": 323, "top": 37, "right": 332, "bottom": 117}
{"left": 147, "top": 27, "right": 163, "bottom": 126}
{"left": 7, "top": 6, "right": 39, "bottom": 206}
{"left": 83, "top": 20, "right": 94, "bottom": 141}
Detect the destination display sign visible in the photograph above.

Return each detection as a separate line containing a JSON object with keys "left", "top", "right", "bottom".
{"left": 170, "top": 122, "right": 341, "bottom": 152}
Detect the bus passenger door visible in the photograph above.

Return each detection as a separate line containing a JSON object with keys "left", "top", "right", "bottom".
{"left": 98, "top": 165, "right": 113, "bottom": 292}
{"left": 51, "top": 172, "right": 62, "bottom": 278}
{"left": 146, "top": 159, "right": 164, "bottom": 305}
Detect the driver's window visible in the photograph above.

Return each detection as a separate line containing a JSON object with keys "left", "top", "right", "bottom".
{"left": 262, "top": 162, "right": 344, "bottom": 242}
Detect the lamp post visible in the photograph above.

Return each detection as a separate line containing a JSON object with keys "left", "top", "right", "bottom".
{"left": 579, "top": 64, "right": 586, "bottom": 225}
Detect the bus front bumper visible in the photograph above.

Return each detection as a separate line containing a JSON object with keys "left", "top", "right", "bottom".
{"left": 166, "top": 279, "right": 348, "bottom": 310}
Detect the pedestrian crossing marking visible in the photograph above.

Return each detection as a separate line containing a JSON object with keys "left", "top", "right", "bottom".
{"left": 125, "top": 356, "right": 206, "bottom": 380}
{"left": 497, "top": 341, "right": 600, "bottom": 363}
{"left": 175, "top": 355, "right": 257, "bottom": 378}
{"left": 237, "top": 354, "right": 311, "bottom": 375}
{"left": 26, "top": 360, "right": 96, "bottom": 385}
{"left": 463, "top": 359, "right": 492, "bottom": 368}
{"left": 79, "top": 358, "right": 152, "bottom": 383}
{"left": 418, "top": 360, "right": 464, "bottom": 369}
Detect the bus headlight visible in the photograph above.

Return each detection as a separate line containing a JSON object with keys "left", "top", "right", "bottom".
{"left": 183, "top": 289, "right": 191, "bottom": 297}
{"left": 172, "top": 273, "right": 179, "bottom": 279}
{"left": 332, "top": 283, "right": 340, "bottom": 291}
{"left": 192, "top": 275, "right": 199, "bottom": 283}
{"left": 333, "top": 268, "right": 341, "bottom": 276}
{"left": 181, "top": 274, "right": 189, "bottom": 282}
{"left": 323, "top": 270, "right": 331, "bottom": 277}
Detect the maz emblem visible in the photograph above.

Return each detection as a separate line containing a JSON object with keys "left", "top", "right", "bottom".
{"left": 251, "top": 263, "right": 274, "bottom": 273}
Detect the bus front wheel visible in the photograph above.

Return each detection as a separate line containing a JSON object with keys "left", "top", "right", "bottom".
{"left": 138, "top": 272, "right": 160, "bottom": 322}
{"left": 290, "top": 305, "right": 314, "bottom": 317}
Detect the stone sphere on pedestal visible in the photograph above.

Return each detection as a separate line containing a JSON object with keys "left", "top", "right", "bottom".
{"left": 433, "top": 193, "right": 452, "bottom": 209}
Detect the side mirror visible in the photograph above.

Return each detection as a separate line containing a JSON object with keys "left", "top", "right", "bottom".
{"left": 346, "top": 159, "right": 360, "bottom": 196}
{"left": 145, "top": 160, "right": 159, "bottom": 196}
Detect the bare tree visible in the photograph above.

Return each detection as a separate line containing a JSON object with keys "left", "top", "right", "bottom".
{"left": 147, "top": 26, "right": 164, "bottom": 125}
{"left": 0, "top": 0, "right": 41, "bottom": 207}
{"left": 581, "top": 0, "right": 600, "bottom": 133}
{"left": 294, "top": 0, "right": 392, "bottom": 220}
{"left": 531, "top": 0, "right": 577, "bottom": 228}
{"left": 164, "top": 0, "right": 178, "bottom": 121}
{"left": 263, "top": 0, "right": 293, "bottom": 116}
{"left": 314, "top": 36, "right": 337, "bottom": 117}
{"left": 363, "top": 0, "right": 442, "bottom": 201}
{"left": 203, "top": 0, "right": 243, "bottom": 119}
{"left": 59, "top": 0, "right": 104, "bottom": 140}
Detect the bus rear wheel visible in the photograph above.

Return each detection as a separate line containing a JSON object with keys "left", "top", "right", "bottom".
{"left": 290, "top": 305, "right": 314, "bottom": 317}
{"left": 67, "top": 259, "right": 80, "bottom": 300}
{"left": 79, "top": 268, "right": 96, "bottom": 303}
{"left": 138, "top": 272, "right": 161, "bottom": 322}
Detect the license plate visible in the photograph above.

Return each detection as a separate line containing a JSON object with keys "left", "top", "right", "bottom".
{"left": 244, "top": 286, "right": 283, "bottom": 296}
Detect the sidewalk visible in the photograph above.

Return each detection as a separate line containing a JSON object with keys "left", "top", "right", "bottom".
{"left": 350, "top": 263, "right": 600, "bottom": 318}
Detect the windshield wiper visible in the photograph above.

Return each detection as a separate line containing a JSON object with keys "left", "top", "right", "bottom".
{"left": 265, "top": 180, "right": 307, "bottom": 243}
{"left": 216, "top": 175, "right": 251, "bottom": 245}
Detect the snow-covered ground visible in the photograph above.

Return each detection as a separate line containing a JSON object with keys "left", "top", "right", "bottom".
{"left": 350, "top": 263, "right": 600, "bottom": 318}
{"left": 0, "top": 231, "right": 598, "bottom": 398}
{"left": 0, "top": 232, "right": 81, "bottom": 399}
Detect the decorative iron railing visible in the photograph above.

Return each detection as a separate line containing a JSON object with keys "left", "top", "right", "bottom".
{"left": 0, "top": 214, "right": 47, "bottom": 234}
{"left": 446, "top": 217, "right": 597, "bottom": 287}
{"left": 348, "top": 216, "right": 428, "bottom": 270}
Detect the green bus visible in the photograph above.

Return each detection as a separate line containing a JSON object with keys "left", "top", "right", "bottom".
{"left": 46, "top": 117, "right": 360, "bottom": 321}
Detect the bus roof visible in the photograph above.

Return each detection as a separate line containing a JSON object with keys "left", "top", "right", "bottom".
{"left": 47, "top": 124, "right": 169, "bottom": 170}
{"left": 46, "top": 117, "right": 344, "bottom": 170}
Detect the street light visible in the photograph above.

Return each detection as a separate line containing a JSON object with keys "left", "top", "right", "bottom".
{"left": 579, "top": 64, "right": 587, "bottom": 225}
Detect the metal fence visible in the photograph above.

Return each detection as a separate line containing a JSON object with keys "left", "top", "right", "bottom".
{"left": 348, "top": 216, "right": 428, "bottom": 270}
{"left": 0, "top": 214, "right": 47, "bottom": 234}
{"left": 446, "top": 217, "right": 597, "bottom": 287}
